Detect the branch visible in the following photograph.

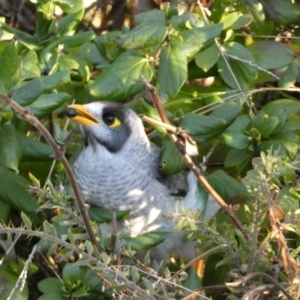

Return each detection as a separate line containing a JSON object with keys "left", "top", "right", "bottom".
{"left": 168, "top": 244, "right": 227, "bottom": 282}
{"left": 0, "top": 226, "right": 154, "bottom": 299}
{"left": 241, "top": 272, "right": 293, "bottom": 300}
{"left": 141, "top": 77, "right": 250, "bottom": 242}
{"left": 0, "top": 94, "right": 99, "bottom": 250}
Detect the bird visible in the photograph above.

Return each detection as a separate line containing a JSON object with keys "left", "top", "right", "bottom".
{"left": 65, "top": 101, "right": 219, "bottom": 269}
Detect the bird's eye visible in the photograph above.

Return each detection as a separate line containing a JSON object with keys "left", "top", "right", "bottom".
{"left": 103, "top": 113, "right": 121, "bottom": 128}
{"left": 65, "top": 107, "right": 78, "bottom": 118}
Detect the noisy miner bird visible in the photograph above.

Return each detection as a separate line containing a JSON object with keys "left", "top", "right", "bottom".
{"left": 65, "top": 101, "right": 219, "bottom": 269}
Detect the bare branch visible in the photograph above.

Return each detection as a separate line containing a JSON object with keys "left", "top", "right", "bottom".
{"left": 241, "top": 272, "right": 293, "bottom": 300}
{"left": 0, "top": 93, "right": 99, "bottom": 250}
{"left": 141, "top": 76, "right": 250, "bottom": 242}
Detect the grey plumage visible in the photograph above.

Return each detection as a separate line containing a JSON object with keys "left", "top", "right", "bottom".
{"left": 65, "top": 101, "right": 219, "bottom": 269}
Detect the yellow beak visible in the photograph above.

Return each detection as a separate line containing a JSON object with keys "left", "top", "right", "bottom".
{"left": 65, "top": 104, "right": 101, "bottom": 126}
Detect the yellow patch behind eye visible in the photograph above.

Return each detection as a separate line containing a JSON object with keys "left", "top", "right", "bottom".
{"left": 109, "top": 117, "right": 121, "bottom": 129}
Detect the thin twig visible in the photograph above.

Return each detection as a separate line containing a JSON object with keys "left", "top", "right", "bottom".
{"left": 0, "top": 225, "right": 154, "bottom": 299}
{"left": 169, "top": 244, "right": 227, "bottom": 282}
{"left": 148, "top": 244, "right": 227, "bottom": 293}
{"left": 225, "top": 53, "right": 281, "bottom": 81}
{"left": 142, "top": 115, "right": 173, "bottom": 132}
{"left": 141, "top": 77, "right": 250, "bottom": 242}
{"left": 242, "top": 283, "right": 289, "bottom": 300}
{"left": 7, "top": 245, "right": 36, "bottom": 300}
{"left": 0, "top": 94, "right": 99, "bottom": 250}
{"left": 181, "top": 285, "right": 229, "bottom": 300}
{"left": 241, "top": 272, "right": 293, "bottom": 300}
{"left": 43, "top": 99, "right": 74, "bottom": 190}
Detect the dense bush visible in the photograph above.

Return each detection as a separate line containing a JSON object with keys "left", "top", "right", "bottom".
{"left": 0, "top": 0, "right": 300, "bottom": 299}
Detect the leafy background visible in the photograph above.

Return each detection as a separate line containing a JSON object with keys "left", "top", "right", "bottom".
{"left": 0, "top": 0, "right": 300, "bottom": 299}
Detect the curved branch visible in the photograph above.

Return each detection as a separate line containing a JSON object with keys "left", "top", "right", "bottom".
{"left": 242, "top": 272, "right": 293, "bottom": 300}
{"left": 141, "top": 77, "right": 250, "bottom": 241}
{"left": 0, "top": 94, "right": 99, "bottom": 250}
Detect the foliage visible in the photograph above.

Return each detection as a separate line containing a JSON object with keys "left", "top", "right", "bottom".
{"left": 0, "top": 0, "right": 300, "bottom": 299}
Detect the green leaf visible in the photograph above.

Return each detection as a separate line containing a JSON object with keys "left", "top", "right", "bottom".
{"left": 0, "top": 199, "right": 10, "bottom": 223}
{"left": 0, "top": 42, "right": 21, "bottom": 91}
{"left": 259, "top": 116, "right": 280, "bottom": 138}
{"left": 0, "top": 164, "right": 38, "bottom": 213}
{"left": 55, "top": 0, "right": 83, "bottom": 14}
{"left": 208, "top": 170, "right": 248, "bottom": 199}
{"left": 0, "top": 124, "right": 22, "bottom": 171}
{"left": 28, "top": 93, "right": 70, "bottom": 119}
{"left": 62, "top": 263, "right": 85, "bottom": 286}
{"left": 0, "top": 27, "right": 14, "bottom": 40}
{"left": 40, "top": 71, "right": 70, "bottom": 92}
{"left": 142, "top": 277, "right": 154, "bottom": 295}
{"left": 259, "top": 140, "right": 289, "bottom": 157}
{"left": 224, "top": 114, "right": 250, "bottom": 132}
{"left": 72, "top": 286, "right": 89, "bottom": 298}
{"left": 21, "top": 211, "right": 32, "bottom": 230}
{"left": 260, "top": 0, "right": 300, "bottom": 25}
{"left": 160, "top": 140, "right": 186, "bottom": 175}
{"left": 278, "top": 58, "right": 299, "bottom": 88}
{"left": 43, "top": 221, "right": 57, "bottom": 238}
{"left": 271, "top": 119, "right": 300, "bottom": 157}
{"left": 157, "top": 44, "right": 187, "bottom": 101}
{"left": 82, "top": 269, "right": 102, "bottom": 289}
{"left": 170, "top": 12, "right": 204, "bottom": 30}
{"left": 223, "top": 132, "right": 251, "bottom": 149}
{"left": 116, "top": 10, "right": 167, "bottom": 49}
{"left": 181, "top": 113, "right": 226, "bottom": 142}
{"left": 90, "top": 53, "right": 153, "bottom": 100}
{"left": 248, "top": 111, "right": 280, "bottom": 138}
{"left": 277, "top": 186, "right": 300, "bottom": 212}
{"left": 217, "top": 42, "right": 257, "bottom": 90}
{"left": 93, "top": 31, "right": 122, "bottom": 62}
{"left": 221, "top": 12, "right": 252, "bottom": 30}
{"left": 224, "top": 148, "right": 253, "bottom": 168}
{"left": 21, "top": 50, "right": 40, "bottom": 80}
{"left": 140, "top": 99, "right": 165, "bottom": 133}
{"left": 35, "top": 1, "right": 55, "bottom": 41}
{"left": 135, "top": 9, "right": 165, "bottom": 25}
{"left": 38, "top": 277, "right": 64, "bottom": 294}
{"left": 262, "top": 99, "right": 300, "bottom": 120}
{"left": 57, "top": 54, "right": 79, "bottom": 71}
{"left": 178, "top": 23, "right": 223, "bottom": 58}
{"left": 195, "top": 42, "right": 219, "bottom": 72}
{"left": 59, "top": 31, "right": 95, "bottom": 48}
{"left": 277, "top": 138, "right": 299, "bottom": 158}
{"left": 182, "top": 267, "right": 203, "bottom": 293}
{"left": 248, "top": 41, "right": 294, "bottom": 70}
{"left": 11, "top": 78, "right": 44, "bottom": 106}
{"left": 0, "top": 23, "right": 38, "bottom": 49}
{"left": 124, "top": 232, "right": 170, "bottom": 251}
{"left": 88, "top": 206, "right": 131, "bottom": 223}
{"left": 17, "top": 133, "right": 53, "bottom": 161}
{"left": 210, "top": 102, "right": 241, "bottom": 124}
{"left": 56, "top": 9, "right": 84, "bottom": 35}
{"left": 38, "top": 294, "right": 66, "bottom": 300}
